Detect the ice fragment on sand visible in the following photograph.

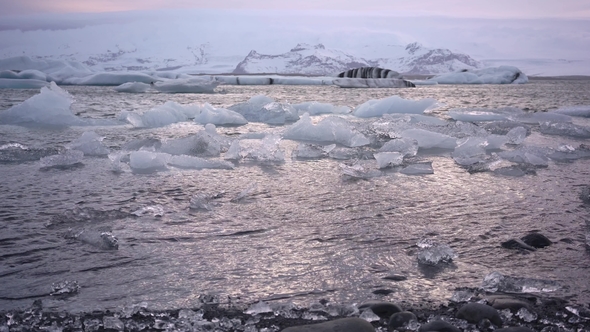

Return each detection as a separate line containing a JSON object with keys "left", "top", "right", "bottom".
{"left": 40, "top": 149, "right": 84, "bottom": 169}
{"left": 244, "top": 301, "right": 273, "bottom": 315}
{"left": 416, "top": 238, "right": 456, "bottom": 265}
{"left": 517, "top": 307, "right": 538, "bottom": 322}
{"left": 359, "top": 308, "right": 381, "bottom": 322}
{"left": 481, "top": 271, "right": 560, "bottom": 293}
{"left": 379, "top": 137, "right": 419, "bottom": 157}
{"left": 50, "top": 280, "right": 80, "bottom": 296}
{"left": 374, "top": 152, "right": 404, "bottom": 168}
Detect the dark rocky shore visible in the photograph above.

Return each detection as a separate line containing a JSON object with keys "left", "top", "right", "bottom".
{"left": 1, "top": 288, "right": 589, "bottom": 331}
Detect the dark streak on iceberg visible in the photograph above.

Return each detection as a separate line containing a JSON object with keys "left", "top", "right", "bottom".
{"left": 337, "top": 67, "right": 400, "bottom": 79}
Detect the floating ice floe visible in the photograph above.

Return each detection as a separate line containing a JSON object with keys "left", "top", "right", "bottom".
{"left": 0, "top": 143, "right": 59, "bottom": 163}
{"left": 160, "top": 124, "right": 229, "bottom": 157}
{"left": 228, "top": 95, "right": 299, "bottom": 124}
{"left": 373, "top": 152, "right": 404, "bottom": 169}
{"left": 194, "top": 103, "right": 248, "bottom": 126}
{"left": 427, "top": 66, "right": 528, "bottom": 84}
{"left": 39, "top": 150, "right": 84, "bottom": 169}
{"left": 0, "top": 56, "right": 93, "bottom": 83}
{"left": 292, "top": 143, "right": 334, "bottom": 159}
{"left": 128, "top": 150, "right": 233, "bottom": 173}
{"left": 401, "top": 129, "right": 457, "bottom": 150}
{"left": 67, "top": 229, "right": 119, "bottom": 250}
{"left": 284, "top": 113, "right": 370, "bottom": 147}
{"left": 353, "top": 95, "right": 437, "bottom": 118}
{"left": 333, "top": 78, "right": 415, "bottom": 88}
{"left": 416, "top": 238, "right": 457, "bottom": 265}
{"left": 292, "top": 101, "right": 350, "bottom": 115}
{"left": 481, "top": 271, "right": 560, "bottom": 293}
{"left": 448, "top": 107, "right": 524, "bottom": 122}
{"left": 119, "top": 101, "right": 200, "bottom": 128}
{"left": 113, "top": 82, "right": 152, "bottom": 93}
{"left": 0, "top": 82, "right": 118, "bottom": 127}
{"left": 64, "top": 72, "right": 158, "bottom": 85}
{"left": 0, "top": 78, "right": 49, "bottom": 89}
{"left": 214, "top": 75, "right": 333, "bottom": 85}
{"left": 68, "top": 131, "right": 110, "bottom": 156}
{"left": 540, "top": 121, "right": 590, "bottom": 138}
{"left": 153, "top": 77, "right": 220, "bottom": 93}
{"left": 225, "top": 135, "right": 285, "bottom": 163}
{"left": 551, "top": 105, "right": 590, "bottom": 118}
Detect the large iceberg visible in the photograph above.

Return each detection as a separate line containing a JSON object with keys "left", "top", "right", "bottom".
{"left": 353, "top": 96, "right": 437, "bottom": 118}
{"left": 0, "top": 56, "right": 93, "bottom": 83}
{"left": 153, "top": 77, "right": 220, "bottom": 93}
{"left": 428, "top": 66, "right": 528, "bottom": 84}
{"left": 0, "top": 78, "right": 49, "bottom": 89}
{"left": 63, "top": 72, "right": 159, "bottom": 86}
{"left": 283, "top": 113, "right": 370, "bottom": 147}
{"left": 333, "top": 78, "right": 415, "bottom": 88}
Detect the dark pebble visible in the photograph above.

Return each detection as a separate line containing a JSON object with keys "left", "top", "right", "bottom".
{"left": 282, "top": 317, "right": 374, "bottom": 332}
{"left": 358, "top": 301, "right": 403, "bottom": 319}
{"left": 388, "top": 311, "right": 417, "bottom": 331}
{"left": 456, "top": 302, "right": 503, "bottom": 327}
{"left": 521, "top": 233, "right": 552, "bottom": 248}
{"left": 489, "top": 297, "right": 535, "bottom": 313}
{"left": 495, "top": 327, "right": 535, "bottom": 332}
{"left": 382, "top": 275, "right": 408, "bottom": 281}
{"left": 417, "top": 320, "right": 461, "bottom": 332}
{"left": 372, "top": 289, "right": 395, "bottom": 295}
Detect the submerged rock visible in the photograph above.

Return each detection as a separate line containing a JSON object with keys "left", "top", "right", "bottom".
{"left": 521, "top": 233, "right": 552, "bottom": 248}
{"left": 282, "top": 317, "right": 374, "bottom": 332}
{"left": 456, "top": 302, "right": 503, "bottom": 327}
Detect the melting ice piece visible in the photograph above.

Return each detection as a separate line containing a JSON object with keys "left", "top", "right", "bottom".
{"left": 400, "top": 163, "right": 434, "bottom": 175}
{"left": 353, "top": 95, "right": 437, "bottom": 117}
{"left": 71, "top": 229, "right": 119, "bottom": 250}
{"left": 448, "top": 109, "right": 513, "bottom": 122}
{"left": 452, "top": 137, "right": 488, "bottom": 166}
{"left": 359, "top": 308, "right": 381, "bottom": 322}
{"left": 374, "top": 152, "right": 404, "bottom": 168}
{"left": 506, "top": 126, "right": 528, "bottom": 144}
{"left": 401, "top": 129, "right": 457, "bottom": 150}
{"left": 540, "top": 121, "right": 590, "bottom": 138}
{"left": 190, "top": 194, "right": 213, "bottom": 211}
{"left": 515, "top": 112, "right": 572, "bottom": 124}
{"left": 40, "top": 149, "right": 84, "bottom": 169}
{"left": 552, "top": 105, "right": 590, "bottom": 118}
{"left": 228, "top": 95, "right": 297, "bottom": 124}
{"left": 129, "top": 151, "right": 169, "bottom": 173}
{"left": 233, "top": 135, "right": 285, "bottom": 163}
{"left": 340, "top": 162, "right": 382, "bottom": 179}
{"left": 498, "top": 148, "right": 549, "bottom": 167}
{"left": 68, "top": 131, "right": 110, "bottom": 156}
{"left": 481, "top": 271, "right": 560, "bottom": 293}
{"left": 120, "top": 101, "right": 199, "bottom": 128}
{"left": 292, "top": 143, "right": 331, "bottom": 159}
{"left": 113, "top": 82, "right": 151, "bottom": 93}
{"left": 194, "top": 103, "right": 248, "bottom": 126}
{"left": 517, "top": 308, "right": 537, "bottom": 322}
{"left": 427, "top": 66, "right": 528, "bottom": 84}
{"left": 109, "top": 152, "right": 129, "bottom": 173}
{"left": 416, "top": 240, "right": 456, "bottom": 265}
{"left": 293, "top": 101, "right": 350, "bottom": 115}
{"left": 50, "top": 280, "right": 80, "bottom": 296}
{"left": 547, "top": 144, "right": 590, "bottom": 162}
{"left": 328, "top": 146, "right": 360, "bottom": 160}
{"left": 132, "top": 205, "right": 165, "bottom": 217}
{"left": 0, "top": 143, "right": 59, "bottom": 163}
{"left": 451, "top": 290, "right": 474, "bottom": 302}
{"left": 284, "top": 113, "right": 370, "bottom": 147}
{"left": 244, "top": 301, "right": 273, "bottom": 315}
{"left": 231, "top": 183, "right": 258, "bottom": 202}
{"left": 160, "top": 127, "right": 227, "bottom": 157}
{"left": 379, "top": 137, "right": 419, "bottom": 157}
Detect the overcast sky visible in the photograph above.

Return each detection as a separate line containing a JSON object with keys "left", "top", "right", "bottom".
{"left": 2, "top": 0, "right": 590, "bottom": 19}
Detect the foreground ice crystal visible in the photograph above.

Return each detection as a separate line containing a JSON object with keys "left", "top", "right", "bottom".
{"left": 481, "top": 271, "right": 560, "bottom": 293}
{"left": 416, "top": 238, "right": 456, "bottom": 265}
{"left": 353, "top": 95, "right": 437, "bottom": 117}
{"left": 50, "top": 280, "right": 80, "bottom": 296}
{"left": 292, "top": 143, "right": 332, "bottom": 159}
{"left": 227, "top": 135, "right": 285, "bottom": 163}
{"left": 379, "top": 137, "right": 419, "bottom": 157}
{"left": 374, "top": 152, "right": 404, "bottom": 168}
{"left": 68, "top": 131, "right": 110, "bottom": 156}
{"left": 284, "top": 113, "right": 370, "bottom": 147}
{"left": 40, "top": 149, "right": 84, "bottom": 169}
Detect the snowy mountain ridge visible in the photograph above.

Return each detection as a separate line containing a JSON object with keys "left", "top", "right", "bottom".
{"left": 233, "top": 42, "right": 482, "bottom": 75}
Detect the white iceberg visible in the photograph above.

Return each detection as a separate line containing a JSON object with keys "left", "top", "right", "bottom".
{"left": 153, "top": 77, "right": 220, "bottom": 93}
{"left": 194, "top": 103, "right": 248, "bottom": 126}
{"left": 353, "top": 95, "right": 437, "bottom": 118}
{"left": 401, "top": 129, "right": 457, "bottom": 150}
{"left": 0, "top": 56, "right": 93, "bottom": 83}
{"left": 284, "top": 113, "right": 370, "bottom": 147}
{"left": 64, "top": 72, "right": 158, "bottom": 86}
{"left": 119, "top": 101, "right": 199, "bottom": 128}
{"left": 113, "top": 82, "right": 152, "bottom": 93}
{"left": 225, "top": 135, "right": 285, "bottom": 163}
{"left": 129, "top": 151, "right": 169, "bottom": 173}
{"left": 228, "top": 96, "right": 298, "bottom": 124}
{"left": 428, "top": 66, "right": 528, "bottom": 84}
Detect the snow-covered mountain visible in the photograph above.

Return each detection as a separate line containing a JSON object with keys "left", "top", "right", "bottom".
{"left": 233, "top": 42, "right": 482, "bottom": 75}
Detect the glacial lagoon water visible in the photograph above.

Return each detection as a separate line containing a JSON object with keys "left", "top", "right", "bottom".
{"left": 1, "top": 80, "right": 590, "bottom": 329}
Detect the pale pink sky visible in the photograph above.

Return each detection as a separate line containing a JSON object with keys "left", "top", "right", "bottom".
{"left": 1, "top": 0, "right": 590, "bottom": 19}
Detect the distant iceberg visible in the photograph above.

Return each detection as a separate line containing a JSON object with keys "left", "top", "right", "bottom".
{"left": 153, "top": 77, "right": 220, "bottom": 93}
{"left": 427, "top": 66, "right": 528, "bottom": 84}
{"left": 333, "top": 78, "right": 415, "bottom": 88}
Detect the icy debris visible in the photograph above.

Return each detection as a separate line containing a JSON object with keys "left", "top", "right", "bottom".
{"left": 284, "top": 113, "right": 370, "bottom": 147}
{"left": 379, "top": 137, "right": 419, "bottom": 157}
{"left": 239, "top": 135, "right": 285, "bottom": 163}
{"left": 245, "top": 301, "right": 273, "bottom": 315}
{"left": 129, "top": 151, "right": 169, "bottom": 173}
{"left": 293, "top": 101, "right": 350, "bottom": 115}
{"left": 515, "top": 112, "right": 572, "bottom": 124}
{"left": 328, "top": 146, "right": 360, "bottom": 160}
{"left": 340, "top": 162, "right": 382, "bottom": 179}
{"left": 374, "top": 152, "right": 404, "bottom": 168}
{"left": 353, "top": 95, "right": 437, "bottom": 117}
{"left": 109, "top": 152, "right": 129, "bottom": 173}
{"left": 68, "top": 131, "right": 110, "bottom": 156}
{"left": 547, "top": 144, "right": 590, "bottom": 162}
{"left": 540, "top": 121, "right": 590, "bottom": 138}
{"left": 0, "top": 143, "right": 59, "bottom": 163}
{"left": 113, "top": 82, "right": 151, "bottom": 93}
{"left": 153, "top": 77, "right": 220, "bottom": 93}
{"left": 160, "top": 127, "right": 227, "bottom": 157}
{"left": 481, "top": 271, "right": 560, "bottom": 293}
{"left": 401, "top": 129, "right": 457, "bottom": 150}
{"left": 231, "top": 183, "right": 258, "bottom": 203}
{"left": 506, "top": 126, "right": 528, "bottom": 144}
{"left": 552, "top": 105, "right": 590, "bottom": 117}
{"left": 69, "top": 229, "right": 119, "bottom": 250}
{"left": 452, "top": 137, "right": 488, "bottom": 166}
{"left": 228, "top": 95, "right": 297, "bottom": 124}
{"left": 498, "top": 147, "right": 549, "bottom": 167}
{"left": 451, "top": 290, "right": 474, "bottom": 302}
{"left": 292, "top": 143, "right": 332, "bottom": 159}
{"left": 40, "top": 149, "right": 84, "bottom": 169}
{"left": 359, "top": 308, "right": 381, "bottom": 322}
{"left": 301, "top": 312, "right": 328, "bottom": 321}
{"left": 448, "top": 107, "right": 521, "bottom": 122}
{"left": 400, "top": 163, "right": 434, "bottom": 175}
{"left": 189, "top": 194, "right": 213, "bottom": 211}
{"left": 194, "top": 103, "right": 248, "bottom": 126}
{"left": 517, "top": 307, "right": 538, "bottom": 322}
{"left": 103, "top": 316, "right": 125, "bottom": 331}
{"left": 50, "top": 280, "right": 80, "bottom": 296}
{"left": 132, "top": 205, "right": 165, "bottom": 217}
{"left": 416, "top": 238, "right": 456, "bottom": 265}
{"left": 120, "top": 101, "right": 199, "bottom": 128}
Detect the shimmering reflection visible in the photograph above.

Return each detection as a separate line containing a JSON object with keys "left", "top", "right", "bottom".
{"left": 0, "top": 80, "right": 589, "bottom": 312}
